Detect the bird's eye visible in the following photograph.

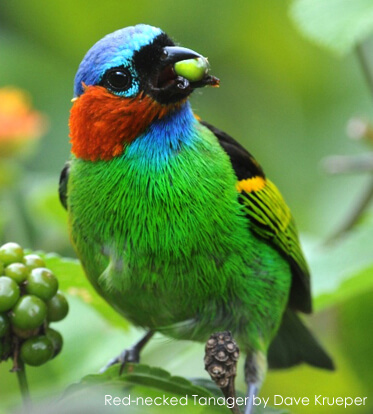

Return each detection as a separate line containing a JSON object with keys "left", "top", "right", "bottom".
{"left": 103, "top": 68, "right": 131, "bottom": 92}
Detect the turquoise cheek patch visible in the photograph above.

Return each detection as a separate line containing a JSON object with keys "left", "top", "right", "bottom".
{"left": 174, "top": 57, "right": 209, "bottom": 82}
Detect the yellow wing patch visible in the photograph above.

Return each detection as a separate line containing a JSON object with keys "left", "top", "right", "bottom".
{"left": 238, "top": 178, "right": 309, "bottom": 278}
{"left": 236, "top": 176, "right": 266, "bottom": 193}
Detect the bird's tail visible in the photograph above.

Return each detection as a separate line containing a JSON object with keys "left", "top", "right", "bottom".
{"left": 267, "top": 308, "right": 335, "bottom": 370}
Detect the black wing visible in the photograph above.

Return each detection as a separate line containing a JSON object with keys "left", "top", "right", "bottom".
{"left": 59, "top": 162, "right": 70, "bottom": 211}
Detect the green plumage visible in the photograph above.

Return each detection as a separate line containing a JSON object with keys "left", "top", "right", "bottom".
{"left": 67, "top": 120, "right": 290, "bottom": 354}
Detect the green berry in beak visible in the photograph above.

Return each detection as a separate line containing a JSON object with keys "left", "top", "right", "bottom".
{"left": 174, "top": 57, "right": 209, "bottom": 83}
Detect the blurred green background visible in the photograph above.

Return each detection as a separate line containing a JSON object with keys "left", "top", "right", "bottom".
{"left": 0, "top": 1, "right": 372, "bottom": 413}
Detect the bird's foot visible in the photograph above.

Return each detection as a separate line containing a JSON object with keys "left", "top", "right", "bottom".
{"left": 99, "top": 347, "right": 140, "bottom": 374}
{"left": 99, "top": 330, "right": 154, "bottom": 374}
{"left": 204, "top": 331, "right": 241, "bottom": 414}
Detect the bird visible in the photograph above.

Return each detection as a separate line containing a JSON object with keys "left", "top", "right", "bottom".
{"left": 59, "top": 24, "right": 334, "bottom": 413}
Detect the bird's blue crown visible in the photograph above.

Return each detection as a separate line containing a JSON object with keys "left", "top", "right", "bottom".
{"left": 74, "top": 24, "right": 162, "bottom": 97}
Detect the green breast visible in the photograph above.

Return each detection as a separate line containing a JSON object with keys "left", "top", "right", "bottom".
{"left": 68, "top": 122, "right": 291, "bottom": 349}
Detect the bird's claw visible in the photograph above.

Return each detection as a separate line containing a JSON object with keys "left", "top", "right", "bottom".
{"left": 118, "top": 347, "right": 141, "bottom": 375}
{"left": 99, "top": 331, "right": 155, "bottom": 374}
{"left": 99, "top": 346, "right": 140, "bottom": 374}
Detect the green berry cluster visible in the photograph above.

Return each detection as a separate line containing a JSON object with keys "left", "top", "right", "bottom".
{"left": 0, "top": 242, "right": 68, "bottom": 368}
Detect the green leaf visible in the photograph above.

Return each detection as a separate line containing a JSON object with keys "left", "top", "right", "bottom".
{"left": 62, "top": 364, "right": 223, "bottom": 413}
{"left": 42, "top": 253, "right": 129, "bottom": 330}
{"left": 315, "top": 264, "right": 373, "bottom": 310}
{"left": 63, "top": 364, "right": 289, "bottom": 413}
{"left": 304, "top": 219, "right": 373, "bottom": 310}
{"left": 290, "top": 0, "right": 373, "bottom": 55}
{"left": 71, "top": 364, "right": 213, "bottom": 397}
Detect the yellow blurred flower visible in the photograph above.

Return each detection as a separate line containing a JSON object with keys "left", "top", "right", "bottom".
{"left": 0, "top": 87, "right": 47, "bottom": 158}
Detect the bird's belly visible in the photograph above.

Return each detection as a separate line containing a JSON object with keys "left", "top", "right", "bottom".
{"left": 87, "top": 214, "right": 243, "bottom": 328}
{"left": 77, "top": 209, "right": 291, "bottom": 347}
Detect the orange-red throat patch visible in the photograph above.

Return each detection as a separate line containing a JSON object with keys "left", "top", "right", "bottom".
{"left": 69, "top": 86, "right": 173, "bottom": 161}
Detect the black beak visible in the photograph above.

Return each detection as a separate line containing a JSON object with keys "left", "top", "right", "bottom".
{"left": 160, "top": 46, "right": 202, "bottom": 64}
{"left": 148, "top": 46, "right": 219, "bottom": 105}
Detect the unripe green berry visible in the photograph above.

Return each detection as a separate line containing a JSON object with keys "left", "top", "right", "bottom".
{"left": 23, "top": 254, "right": 46, "bottom": 270}
{"left": 0, "top": 313, "right": 10, "bottom": 337}
{"left": 0, "top": 243, "right": 24, "bottom": 265}
{"left": 11, "top": 295, "right": 47, "bottom": 330}
{"left": 26, "top": 268, "right": 58, "bottom": 301}
{"left": 12, "top": 325, "right": 40, "bottom": 339}
{"left": 0, "top": 276, "right": 20, "bottom": 312}
{"left": 46, "top": 291, "right": 69, "bottom": 322}
{"left": 5, "top": 263, "right": 29, "bottom": 284}
{"left": 46, "top": 328, "right": 63, "bottom": 358}
{"left": 20, "top": 336, "right": 54, "bottom": 366}
{"left": 0, "top": 261, "right": 4, "bottom": 275}
{"left": 174, "top": 57, "right": 209, "bottom": 82}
